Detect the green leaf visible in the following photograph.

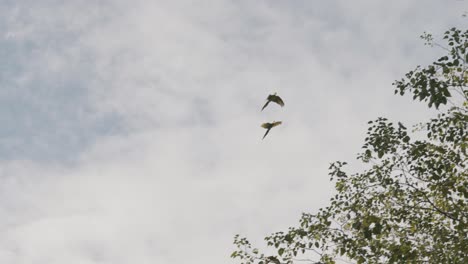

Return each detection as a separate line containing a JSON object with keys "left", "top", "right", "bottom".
{"left": 340, "top": 247, "right": 346, "bottom": 256}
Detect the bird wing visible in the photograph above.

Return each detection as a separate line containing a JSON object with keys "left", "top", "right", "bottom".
{"left": 273, "top": 95, "right": 285, "bottom": 106}
{"left": 271, "top": 121, "right": 282, "bottom": 127}
{"left": 261, "top": 100, "right": 270, "bottom": 111}
{"left": 262, "top": 128, "right": 271, "bottom": 139}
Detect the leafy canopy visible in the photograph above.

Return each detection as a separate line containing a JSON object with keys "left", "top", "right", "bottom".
{"left": 232, "top": 28, "right": 468, "bottom": 264}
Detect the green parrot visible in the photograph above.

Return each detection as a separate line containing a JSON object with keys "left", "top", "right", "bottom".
{"left": 261, "top": 121, "right": 282, "bottom": 139}
{"left": 261, "top": 93, "right": 285, "bottom": 111}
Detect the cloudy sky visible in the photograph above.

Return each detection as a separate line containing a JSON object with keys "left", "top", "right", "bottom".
{"left": 0, "top": 1, "right": 466, "bottom": 263}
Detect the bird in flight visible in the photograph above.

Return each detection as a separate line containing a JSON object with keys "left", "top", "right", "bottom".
{"left": 261, "top": 93, "right": 285, "bottom": 111}
{"left": 261, "top": 121, "right": 282, "bottom": 139}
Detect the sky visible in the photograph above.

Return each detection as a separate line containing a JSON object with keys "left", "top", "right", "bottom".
{"left": 0, "top": 1, "right": 466, "bottom": 263}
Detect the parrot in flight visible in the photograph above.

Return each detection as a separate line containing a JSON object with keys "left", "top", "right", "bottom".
{"left": 261, "top": 93, "right": 285, "bottom": 111}
{"left": 261, "top": 121, "right": 282, "bottom": 139}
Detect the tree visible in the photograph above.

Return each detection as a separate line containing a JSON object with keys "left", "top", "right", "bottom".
{"left": 232, "top": 28, "right": 468, "bottom": 264}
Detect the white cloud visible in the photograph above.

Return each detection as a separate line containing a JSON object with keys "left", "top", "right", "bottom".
{"left": 0, "top": 0, "right": 465, "bottom": 263}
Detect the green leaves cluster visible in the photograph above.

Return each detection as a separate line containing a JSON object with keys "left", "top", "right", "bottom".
{"left": 232, "top": 28, "right": 468, "bottom": 264}
{"left": 394, "top": 28, "right": 468, "bottom": 109}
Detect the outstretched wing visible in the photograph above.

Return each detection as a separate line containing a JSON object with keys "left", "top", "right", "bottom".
{"left": 272, "top": 95, "right": 285, "bottom": 107}
{"left": 262, "top": 128, "right": 271, "bottom": 139}
{"left": 261, "top": 100, "right": 270, "bottom": 111}
{"left": 271, "top": 121, "right": 282, "bottom": 127}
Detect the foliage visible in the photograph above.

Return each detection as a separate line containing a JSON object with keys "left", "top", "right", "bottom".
{"left": 232, "top": 28, "right": 468, "bottom": 264}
